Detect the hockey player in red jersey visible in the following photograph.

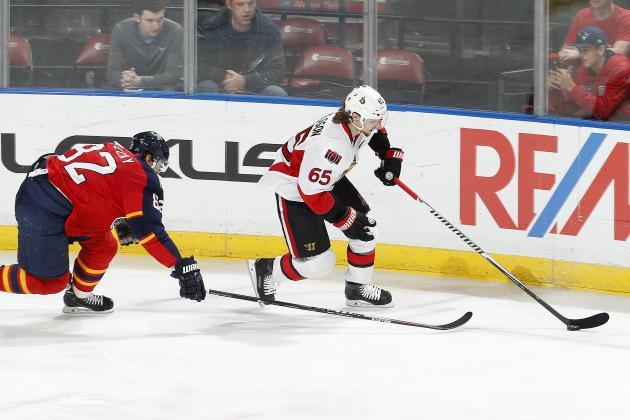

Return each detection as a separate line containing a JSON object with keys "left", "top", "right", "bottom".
{"left": 0, "top": 131, "right": 206, "bottom": 313}
{"left": 248, "top": 85, "right": 404, "bottom": 307}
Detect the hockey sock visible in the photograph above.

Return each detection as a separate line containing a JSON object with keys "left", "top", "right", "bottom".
{"left": 71, "top": 256, "right": 108, "bottom": 294}
{"left": 273, "top": 253, "right": 306, "bottom": 283}
{"left": 345, "top": 246, "right": 375, "bottom": 285}
{"left": 0, "top": 264, "right": 71, "bottom": 294}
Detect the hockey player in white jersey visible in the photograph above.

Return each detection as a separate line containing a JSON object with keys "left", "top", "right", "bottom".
{"left": 249, "top": 85, "right": 404, "bottom": 307}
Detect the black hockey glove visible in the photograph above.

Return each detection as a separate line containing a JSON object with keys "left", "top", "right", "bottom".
{"left": 171, "top": 256, "right": 206, "bottom": 302}
{"left": 375, "top": 148, "right": 404, "bottom": 186}
{"left": 333, "top": 207, "right": 376, "bottom": 242}
{"left": 113, "top": 219, "right": 138, "bottom": 247}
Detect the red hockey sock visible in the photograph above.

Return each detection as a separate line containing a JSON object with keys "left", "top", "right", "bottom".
{"left": 0, "top": 264, "right": 70, "bottom": 295}
{"left": 71, "top": 256, "right": 108, "bottom": 293}
{"left": 279, "top": 253, "right": 305, "bottom": 281}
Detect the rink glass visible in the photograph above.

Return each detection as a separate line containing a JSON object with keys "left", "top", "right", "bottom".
{"left": 2, "top": 0, "right": 628, "bottom": 123}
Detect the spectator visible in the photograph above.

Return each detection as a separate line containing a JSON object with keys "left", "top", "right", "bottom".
{"left": 107, "top": 0, "right": 183, "bottom": 90}
{"left": 197, "top": 0, "right": 287, "bottom": 96}
{"left": 559, "top": 0, "right": 630, "bottom": 62}
{"left": 549, "top": 26, "right": 630, "bottom": 120}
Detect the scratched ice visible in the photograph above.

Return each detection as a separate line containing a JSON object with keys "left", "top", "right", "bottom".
{"left": 1, "top": 251, "right": 629, "bottom": 420}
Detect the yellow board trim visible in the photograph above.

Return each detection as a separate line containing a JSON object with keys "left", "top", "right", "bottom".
{"left": 18, "top": 267, "right": 30, "bottom": 294}
{"left": 2, "top": 265, "right": 12, "bottom": 293}
{"left": 76, "top": 257, "right": 106, "bottom": 275}
{"left": 1, "top": 225, "right": 629, "bottom": 294}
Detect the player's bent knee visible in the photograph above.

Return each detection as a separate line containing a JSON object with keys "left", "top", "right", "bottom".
{"left": 295, "top": 249, "right": 336, "bottom": 278}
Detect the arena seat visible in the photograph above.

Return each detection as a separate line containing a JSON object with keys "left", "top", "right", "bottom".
{"left": 258, "top": 0, "right": 307, "bottom": 10}
{"left": 278, "top": 17, "right": 326, "bottom": 48}
{"left": 278, "top": 17, "right": 327, "bottom": 73}
{"left": 375, "top": 49, "right": 425, "bottom": 105}
{"left": 9, "top": 34, "right": 33, "bottom": 86}
{"left": 285, "top": 44, "right": 354, "bottom": 99}
{"left": 322, "top": 21, "right": 363, "bottom": 48}
{"left": 309, "top": 1, "right": 387, "bottom": 13}
{"left": 67, "top": 33, "right": 111, "bottom": 88}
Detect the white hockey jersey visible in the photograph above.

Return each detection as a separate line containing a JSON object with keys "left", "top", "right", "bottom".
{"left": 258, "top": 113, "right": 372, "bottom": 207}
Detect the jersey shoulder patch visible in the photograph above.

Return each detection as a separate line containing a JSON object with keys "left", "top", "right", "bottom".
{"left": 324, "top": 148, "right": 342, "bottom": 165}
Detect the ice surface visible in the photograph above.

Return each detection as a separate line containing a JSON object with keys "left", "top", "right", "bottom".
{"left": 1, "top": 251, "right": 629, "bottom": 420}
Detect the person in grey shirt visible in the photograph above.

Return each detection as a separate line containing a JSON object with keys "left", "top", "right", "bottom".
{"left": 107, "top": 0, "right": 183, "bottom": 90}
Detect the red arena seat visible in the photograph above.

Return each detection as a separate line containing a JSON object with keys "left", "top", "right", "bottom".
{"left": 68, "top": 33, "right": 111, "bottom": 88}
{"left": 310, "top": 0, "right": 387, "bottom": 13}
{"left": 286, "top": 44, "right": 354, "bottom": 99}
{"left": 75, "top": 33, "right": 111, "bottom": 66}
{"left": 258, "top": 0, "right": 307, "bottom": 10}
{"left": 278, "top": 17, "right": 326, "bottom": 48}
{"left": 9, "top": 34, "right": 33, "bottom": 86}
{"left": 375, "top": 49, "right": 425, "bottom": 105}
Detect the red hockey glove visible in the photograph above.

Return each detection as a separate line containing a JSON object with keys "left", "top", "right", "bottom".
{"left": 375, "top": 147, "right": 404, "bottom": 186}
{"left": 333, "top": 207, "right": 376, "bottom": 241}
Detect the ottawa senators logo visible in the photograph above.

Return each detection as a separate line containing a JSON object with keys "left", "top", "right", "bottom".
{"left": 325, "top": 149, "right": 342, "bottom": 165}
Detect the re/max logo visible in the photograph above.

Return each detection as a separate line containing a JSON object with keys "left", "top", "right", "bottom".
{"left": 460, "top": 128, "right": 630, "bottom": 242}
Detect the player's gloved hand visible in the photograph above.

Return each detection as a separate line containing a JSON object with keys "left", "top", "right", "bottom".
{"left": 375, "top": 147, "right": 404, "bottom": 186}
{"left": 333, "top": 207, "right": 376, "bottom": 241}
{"left": 171, "top": 256, "right": 206, "bottom": 302}
{"left": 113, "top": 219, "right": 138, "bottom": 247}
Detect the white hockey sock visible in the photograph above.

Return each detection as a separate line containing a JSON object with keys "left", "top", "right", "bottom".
{"left": 72, "top": 283, "right": 91, "bottom": 298}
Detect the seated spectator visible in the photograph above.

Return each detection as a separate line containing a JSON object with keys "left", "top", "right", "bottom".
{"left": 107, "top": 0, "right": 183, "bottom": 90}
{"left": 197, "top": 0, "right": 287, "bottom": 96}
{"left": 559, "top": 0, "right": 630, "bottom": 62}
{"left": 549, "top": 26, "right": 630, "bottom": 121}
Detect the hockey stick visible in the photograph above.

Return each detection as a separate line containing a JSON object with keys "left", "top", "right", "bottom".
{"left": 207, "top": 288, "right": 472, "bottom": 330}
{"left": 393, "top": 177, "right": 609, "bottom": 331}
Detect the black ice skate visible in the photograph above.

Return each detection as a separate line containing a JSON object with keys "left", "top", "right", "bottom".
{"left": 62, "top": 286, "right": 114, "bottom": 314}
{"left": 345, "top": 281, "right": 394, "bottom": 308}
{"left": 247, "top": 258, "right": 276, "bottom": 306}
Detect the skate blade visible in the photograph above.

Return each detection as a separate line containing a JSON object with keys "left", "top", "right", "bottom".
{"left": 345, "top": 299, "right": 394, "bottom": 309}
{"left": 246, "top": 260, "right": 267, "bottom": 308}
{"left": 62, "top": 306, "right": 114, "bottom": 315}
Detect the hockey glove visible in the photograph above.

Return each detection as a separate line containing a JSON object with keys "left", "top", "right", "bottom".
{"left": 113, "top": 219, "right": 138, "bottom": 247}
{"left": 171, "top": 256, "right": 206, "bottom": 302}
{"left": 375, "top": 148, "right": 404, "bottom": 186}
{"left": 333, "top": 207, "right": 376, "bottom": 242}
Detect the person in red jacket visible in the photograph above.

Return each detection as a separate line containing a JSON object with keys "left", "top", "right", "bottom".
{"left": 559, "top": 0, "right": 630, "bottom": 62}
{"left": 0, "top": 132, "right": 206, "bottom": 313}
{"left": 549, "top": 26, "right": 630, "bottom": 120}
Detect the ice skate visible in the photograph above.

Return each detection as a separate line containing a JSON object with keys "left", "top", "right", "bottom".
{"left": 345, "top": 281, "right": 393, "bottom": 308}
{"left": 247, "top": 258, "right": 276, "bottom": 306}
{"left": 62, "top": 286, "right": 114, "bottom": 314}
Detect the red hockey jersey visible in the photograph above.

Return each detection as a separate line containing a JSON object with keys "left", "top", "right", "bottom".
{"left": 550, "top": 53, "right": 630, "bottom": 120}
{"left": 564, "top": 4, "right": 630, "bottom": 47}
{"left": 46, "top": 142, "right": 181, "bottom": 267}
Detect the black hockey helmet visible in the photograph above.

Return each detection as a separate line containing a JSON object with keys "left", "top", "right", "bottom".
{"left": 130, "top": 131, "right": 169, "bottom": 172}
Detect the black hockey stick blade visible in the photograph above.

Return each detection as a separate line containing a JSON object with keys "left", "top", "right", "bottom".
{"left": 207, "top": 288, "right": 472, "bottom": 330}
{"left": 566, "top": 312, "right": 609, "bottom": 330}
{"left": 393, "top": 177, "right": 610, "bottom": 331}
